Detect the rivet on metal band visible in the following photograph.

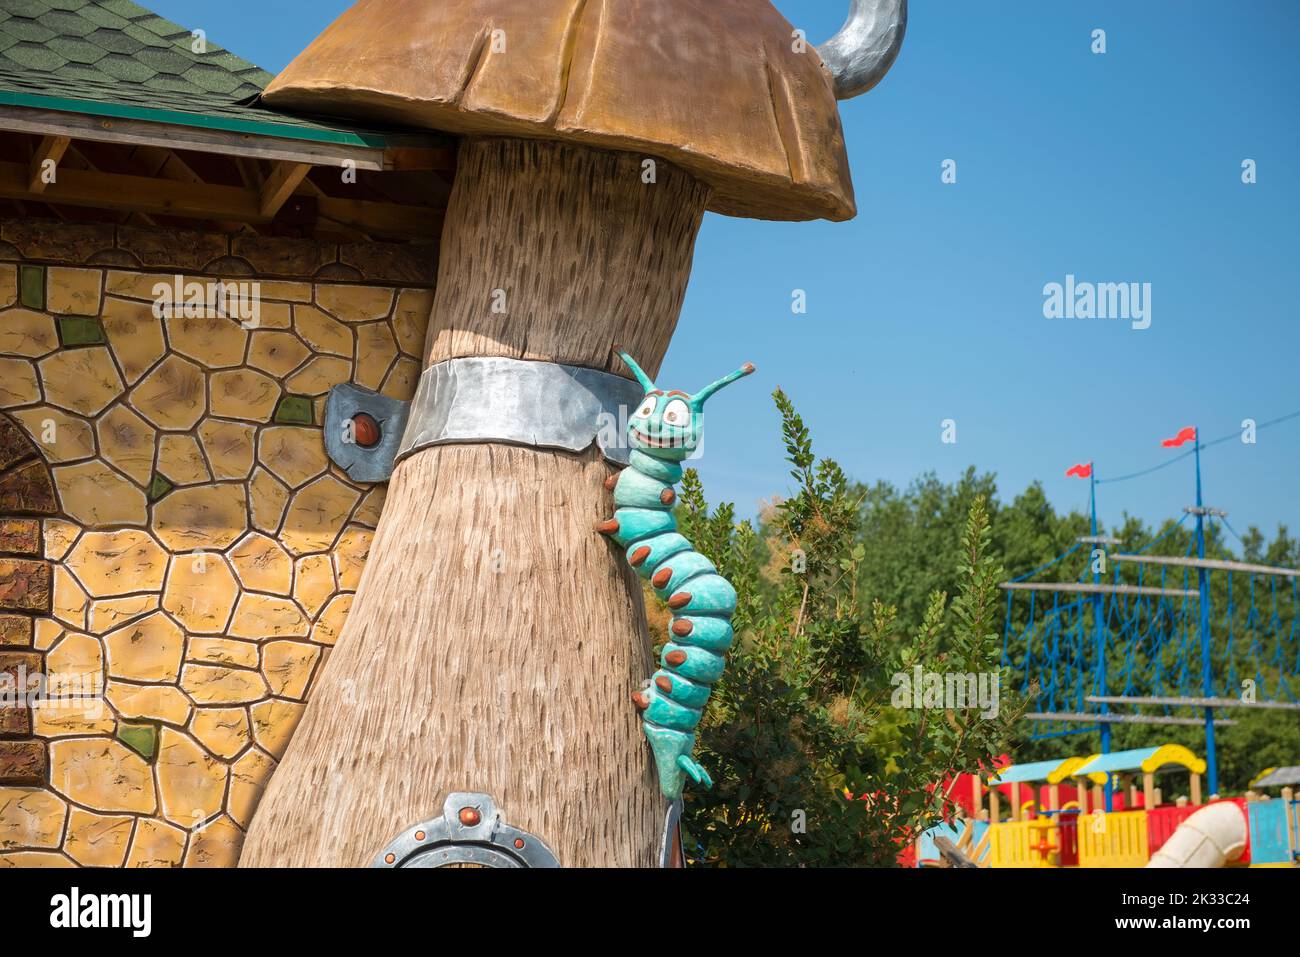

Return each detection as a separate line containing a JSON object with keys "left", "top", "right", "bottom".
{"left": 397, "top": 356, "right": 645, "bottom": 467}
{"left": 322, "top": 383, "right": 411, "bottom": 483}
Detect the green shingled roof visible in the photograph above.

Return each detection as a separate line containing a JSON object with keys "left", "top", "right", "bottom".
{"left": 0, "top": 0, "right": 412, "bottom": 147}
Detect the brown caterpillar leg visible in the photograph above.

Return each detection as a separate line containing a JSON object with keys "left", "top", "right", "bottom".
{"left": 595, "top": 518, "right": 620, "bottom": 535}
{"left": 604, "top": 473, "right": 620, "bottom": 491}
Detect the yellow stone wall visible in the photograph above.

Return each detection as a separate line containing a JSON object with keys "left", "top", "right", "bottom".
{"left": 0, "top": 258, "right": 433, "bottom": 867}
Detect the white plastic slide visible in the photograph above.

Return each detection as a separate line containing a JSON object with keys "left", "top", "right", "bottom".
{"left": 1146, "top": 802, "right": 1248, "bottom": 868}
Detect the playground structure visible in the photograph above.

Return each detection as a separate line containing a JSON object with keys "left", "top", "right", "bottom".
{"left": 920, "top": 425, "right": 1300, "bottom": 869}
{"left": 1000, "top": 424, "right": 1300, "bottom": 806}
{"left": 907, "top": 416, "right": 1300, "bottom": 871}
{"left": 915, "top": 746, "right": 1298, "bottom": 868}
{"left": 911, "top": 423, "right": 1300, "bottom": 869}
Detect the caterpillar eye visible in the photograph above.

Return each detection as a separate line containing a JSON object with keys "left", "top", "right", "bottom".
{"left": 634, "top": 397, "right": 656, "bottom": 419}
{"left": 662, "top": 399, "right": 690, "bottom": 428}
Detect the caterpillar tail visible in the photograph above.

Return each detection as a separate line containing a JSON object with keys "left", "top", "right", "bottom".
{"left": 600, "top": 462, "right": 736, "bottom": 801}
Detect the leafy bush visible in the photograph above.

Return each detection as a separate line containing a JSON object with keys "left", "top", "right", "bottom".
{"left": 668, "top": 390, "right": 1021, "bottom": 866}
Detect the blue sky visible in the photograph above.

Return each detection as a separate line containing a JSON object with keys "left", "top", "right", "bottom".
{"left": 154, "top": 0, "right": 1300, "bottom": 547}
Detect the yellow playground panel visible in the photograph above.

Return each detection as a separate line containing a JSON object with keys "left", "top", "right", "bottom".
{"left": 987, "top": 820, "right": 1038, "bottom": 868}
{"left": 1076, "top": 810, "right": 1151, "bottom": 867}
{"left": 987, "top": 817, "right": 1061, "bottom": 868}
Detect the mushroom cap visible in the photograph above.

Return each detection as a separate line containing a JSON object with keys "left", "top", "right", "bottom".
{"left": 262, "top": 0, "right": 855, "bottom": 222}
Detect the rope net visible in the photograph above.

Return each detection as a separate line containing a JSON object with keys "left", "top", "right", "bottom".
{"left": 1002, "top": 515, "right": 1300, "bottom": 725}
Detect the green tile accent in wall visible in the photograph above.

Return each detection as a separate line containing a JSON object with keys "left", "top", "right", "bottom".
{"left": 146, "top": 473, "right": 173, "bottom": 502}
{"left": 116, "top": 721, "right": 158, "bottom": 761}
{"left": 273, "top": 395, "right": 314, "bottom": 426}
{"left": 57, "top": 315, "right": 106, "bottom": 346}
{"left": 18, "top": 264, "right": 44, "bottom": 309}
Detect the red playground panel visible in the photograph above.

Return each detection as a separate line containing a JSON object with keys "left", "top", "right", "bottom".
{"left": 1057, "top": 810, "right": 1081, "bottom": 866}
{"left": 1148, "top": 804, "right": 1202, "bottom": 854}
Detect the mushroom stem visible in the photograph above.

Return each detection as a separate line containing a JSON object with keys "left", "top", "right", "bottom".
{"left": 240, "top": 137, "right": 711, "bottom": 867}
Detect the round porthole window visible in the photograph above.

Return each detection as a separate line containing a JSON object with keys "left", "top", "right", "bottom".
{"left": 372, "top": 792, "right": 560, "bottom": 869}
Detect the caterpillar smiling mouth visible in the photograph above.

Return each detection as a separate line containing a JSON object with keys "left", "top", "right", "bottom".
{"left": 632, "top": 429, "right": 687, "bottom": 448}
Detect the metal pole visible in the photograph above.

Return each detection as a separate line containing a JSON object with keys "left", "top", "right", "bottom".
{"left": 1194, "top": 430, "right": 1219, "bottom": 796}
{"left": 1091, "top": 470, "right": 1113, "bottom": 812}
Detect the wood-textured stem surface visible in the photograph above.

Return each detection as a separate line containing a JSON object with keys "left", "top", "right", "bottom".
{"left": 240, "top": 138, "right": 710, "bottom": 867}
{"left": 425, "top": 137, "right": 709, "bottom": 372}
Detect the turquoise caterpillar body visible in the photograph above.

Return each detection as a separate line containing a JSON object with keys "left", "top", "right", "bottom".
{"left": 598, "top": 352, "right": 753, "bottom": 801}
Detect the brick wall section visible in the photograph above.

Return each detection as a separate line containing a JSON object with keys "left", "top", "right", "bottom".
{"left": 0, "top": 413, "right": 54, "bottom": 787}
{"left": 0, "top": 220, "right": 437, "bottom": 285}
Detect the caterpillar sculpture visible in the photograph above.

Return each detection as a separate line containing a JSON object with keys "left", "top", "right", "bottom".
{"left": 597, "top": 351, "right": 755, "bottom": 800}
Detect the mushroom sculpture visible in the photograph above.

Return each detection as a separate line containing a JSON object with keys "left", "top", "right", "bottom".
{"left": 241, "top": 0, "right": 906, "bottom": 868}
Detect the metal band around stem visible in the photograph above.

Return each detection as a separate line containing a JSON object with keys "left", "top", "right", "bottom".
{"left": 396, "top": 356, "right": 645, "bottom": 467}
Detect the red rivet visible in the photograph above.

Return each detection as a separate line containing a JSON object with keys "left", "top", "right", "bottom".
{"left": 384, "top": 853, "right": 395, "bottom": 864}
{"left": 514, "top": 838, "right": 525, "bottom": 849}
{"left": 414, "top": 830, "right": 426, "bottom": 841}
{"left": 459, "top": 807, "right": 481, "bottom": 826}
{"left": 351, "top": 412, "right": 381, "bottom": 448}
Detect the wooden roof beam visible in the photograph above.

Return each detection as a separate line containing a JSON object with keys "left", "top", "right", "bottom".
{"left": 28, "top": 135, "right": 70, "bottom": 193}
{"left": 382, "top": 146, "right": 457, "bottom": 172}
{"left": 0, "top": 159, "right": 438, "bottom": 238}
{"left": 128, "top": 144, "right": 251, "bottom": 234}
{"left": 259, "top": 161, "right": 312, "bottom": 218}
{"left": 316, "top": 194, "right": 441, "bottom": 241}
{"left": 0, "top": 103, "right": 411, "bottom": 171}
{"left": 234, "top": 156, "right": 265, "bottom": 190}
{"left": 62, "top": 141, "right": 158, "bottom": 228}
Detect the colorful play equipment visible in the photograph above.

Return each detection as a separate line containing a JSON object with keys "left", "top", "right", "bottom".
{"left": 915, "top": 744, "right": 1298, "bottom": 868}
{"left": 1000, "top": 429, "right": 1300, "bottom": 808}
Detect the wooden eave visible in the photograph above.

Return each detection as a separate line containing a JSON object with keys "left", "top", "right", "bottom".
{"left": 0, "top": 102, "right": 457, "bottom": 243}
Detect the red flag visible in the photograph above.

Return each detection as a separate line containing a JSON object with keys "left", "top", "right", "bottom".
{"left": 1162, "top": 426, "right": 1197, "bottom": 448}
{"left": 1065, "top": 462, "right": 1092, "bottom": 478}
